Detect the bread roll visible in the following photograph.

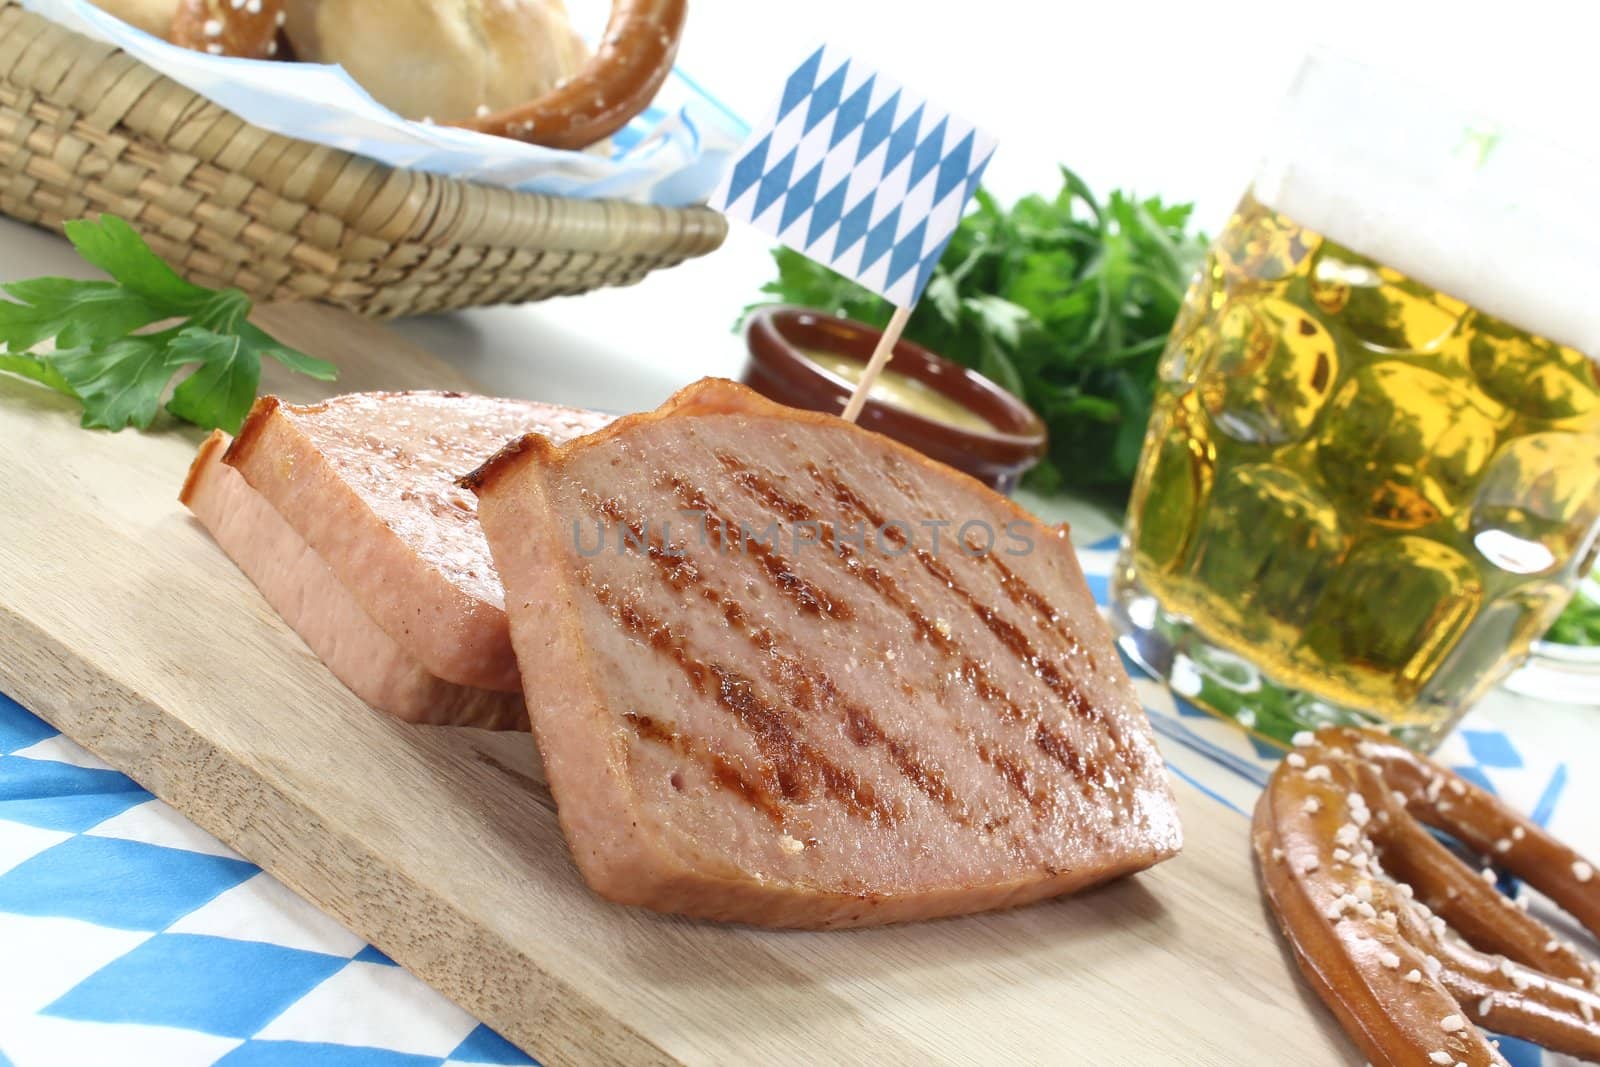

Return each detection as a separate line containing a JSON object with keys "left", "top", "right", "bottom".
{"left": 86, "top": 0, "right": 180, "bottom": 38}
{"left": 282, "top": 0, "right": 591, "bottom": 124}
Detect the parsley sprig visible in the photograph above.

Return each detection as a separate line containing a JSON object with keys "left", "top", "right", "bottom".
{"left": 745, "top": 166, "right": 1208, "bottom": 501}
{"left": 0, "top": 216, "right": 336, "bottom": 433}
{"left": 1545, "top": 579, "right": 1600, "bottom": 647}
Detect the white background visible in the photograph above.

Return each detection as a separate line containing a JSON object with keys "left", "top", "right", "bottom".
{"left": 4, "top": 0, "right": 1593, "bottom": 419}
{"left": 382, "top": 0, "right": 1598, "bottom": 414}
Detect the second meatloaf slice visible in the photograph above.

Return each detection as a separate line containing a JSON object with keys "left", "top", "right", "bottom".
{"left": 221, "top": 390, "right": 613, "bottom": 695}
{"left": 182, "top": 431, "right": 528, "bottom": 728}
{"left": 467, "top": 379, "right": 1181, "bottom": 928}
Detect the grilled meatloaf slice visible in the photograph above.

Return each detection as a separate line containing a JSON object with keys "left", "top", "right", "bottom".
{"left": 221, "top": 391, "right": 613, "bottom": 696}
{"left": 182, "top": 432, "right": 527, "bottom": 728}
{"left": 182, "top": 391, "right": 611, "bottom": 725}
{"left": 467, "top": 379, "right": 1182, "bottom": 928}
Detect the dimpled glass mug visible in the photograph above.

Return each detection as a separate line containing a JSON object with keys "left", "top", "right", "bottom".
{"left": 1110, "top": 53, "right": 1600, "bottom": 751}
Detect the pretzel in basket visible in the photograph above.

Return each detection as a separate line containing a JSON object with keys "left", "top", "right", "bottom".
{"left": 454, "top": 0, "right": 687, "bottom": 150}
{"left": 1253, "top": 726, "right": 1600, "bottom": 1065}
{"left": 102, "top": 0, "right": 679, "bottom": 149}
{"left": 168, "top": 0, "right": 286, "bottom": 59}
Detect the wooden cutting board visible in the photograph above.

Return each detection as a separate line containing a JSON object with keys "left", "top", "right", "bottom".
{"left": 0, "top": 304, "right": 1358, "bottom": 1066}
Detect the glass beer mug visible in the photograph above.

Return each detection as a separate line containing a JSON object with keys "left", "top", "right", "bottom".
{"left": 1111, "top": 52, "right": 1600, "bottom": 750}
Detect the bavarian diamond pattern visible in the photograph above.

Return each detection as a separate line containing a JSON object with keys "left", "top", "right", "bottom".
{"left": 46, "top": 935, "right": 349, "bottom": 1036}
{"left": 0, "top": 713, "right": 535, "bottom": 1066}
{"left": 0, "top": 758, "right": 149, "bottom": 833}
{"left": 0, "top": 836, "right": 256, "bottom": 930}
{"left": 0, "top": 693, "right": 53, "bottom": 753}
{"left": 0, "top": 537, "right": 1589, "bottom": 1065}
{"left": 1461, "top": 728, "right": 1525, "bottom": 769}
{"left": 710, "top": 45, "right": 997, "bottom": 307}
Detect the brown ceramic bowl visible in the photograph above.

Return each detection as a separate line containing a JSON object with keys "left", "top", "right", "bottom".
{"left": 741, "top": 306, "right": 1048, "bottom": 494}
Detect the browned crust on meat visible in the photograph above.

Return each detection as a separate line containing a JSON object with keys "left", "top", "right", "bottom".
{"left": 223, "top": 394, "right": 282, "bottom": 470}
{"left": 458, "top": 432, "right": 546, "bottom": 495}
{"left": 590, "top": 847, "right": 1150, "bottom": 929}
{"left": 463, "top": 378, "right": 1062, "bottom": 542}
{"left": 179, "top": 428, "right": 230, "bottom": 508}
{"left": 225, "top": 394, "right": 519, "bottom": 693}
{"left": 470, "top": 433, "right": 644, "bottom": 888}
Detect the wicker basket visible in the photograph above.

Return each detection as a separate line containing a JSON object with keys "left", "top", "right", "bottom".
{"left": 0, "top": 0, "right": 727, "bottom": 318}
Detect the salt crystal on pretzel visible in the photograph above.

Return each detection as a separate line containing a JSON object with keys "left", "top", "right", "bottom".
{"left": 168, "top": 0, "right": 283, "bottom": 58}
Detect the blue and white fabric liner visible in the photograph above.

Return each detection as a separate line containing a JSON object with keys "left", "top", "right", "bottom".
{"left": 0, "top": 690, "right": 532, "bottom": 1066}
{"left": 709, "top": 45, "right": 997, "bottom": 307}
{"left": 0, "top": 537, "right": 1590, "bottom": 1066}
{"left": 21, "top": 0, "right": 746, "bottom": 207}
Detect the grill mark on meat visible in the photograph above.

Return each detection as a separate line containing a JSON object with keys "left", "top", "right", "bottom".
{"left": 654, "top": 477, "right": 1046, "bottom": 819}
{"left": 623, "top": 712, "right": 785, "bottom": 824}
{"left": 725, "top": 454, "right": 1092, "bottom": 749}
{"left": 809, "top": 462, "right": 1093, "bottom": 705}
{"left": 916, "top": 571, "right": 1129, "bottom": 785}
{"left": 710, "top": 449, "right": 1090, "bottom": 690}
{"left": 703, "top": 459, "right": 1098, "bottom": 798}
{"left": 985, "top": 552, "right": 1096, "bottom": 672}
{"left": 600, "top": 487, "right": 852, "bottom": 622}
{"left": 978, "top": 742, "right": 1034, "bottom": 804}
{"left": 587, "top": 494, "right": 983, "bottom": 831}
{"left": 1034, "top": 724, "right": 1088, "bottom": 778}
{"left": 914, "top": 544, "right": 1099, "bottom": 728}
{"left": 841, "top": 708, "right": 960, "bottom": 817}
{"left": 584, "top": 576, "right": 898, "bottom": 827}
{"left": 804, "top": 463, "right": 1131, "bottom": 777}
{"left": 695, "top": 459, "right": 1104, "bottom": 814}
{"left": 763, "top": 646, "right": 968, "bottom": 824}
{"left": 713, "top": 454, "right": 814, "bottom": 523}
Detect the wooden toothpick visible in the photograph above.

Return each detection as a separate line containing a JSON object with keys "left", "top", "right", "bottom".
{"left": 840, "top": 304, "right": 912, "bottom": 423}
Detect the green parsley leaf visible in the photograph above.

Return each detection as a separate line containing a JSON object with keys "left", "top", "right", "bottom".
{"left": 0, "top": 351, "right": 75, "bottom": 397}
{"left": 51, "top": 333, "right": 190, "bottom": 431}
{"left": 0, "top": 278, "right": 166, "bottom": 350}
{"left": 62, "top": 215, "right": 213, "bottom": 312}
{"left": 0, "top": 215, "right": 337, "bottom": 433}
{"left": 1545, "top": 580, "right": 1600, "bottom": 647}
{"left": 163, "top": 328, "right": 260, "bottom": 433}
{"left": 50, "top": 337, "right": 176, "bottom": 428}
{"left": 237, "top": 321, "right": 338, "bottom": 382}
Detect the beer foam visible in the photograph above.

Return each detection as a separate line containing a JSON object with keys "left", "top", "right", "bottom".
{"left": 1254, "top": 51, "right": 1600, "bottom": 360}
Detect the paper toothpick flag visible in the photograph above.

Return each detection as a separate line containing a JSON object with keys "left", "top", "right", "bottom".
{"left": 711, "top": 46, "right": 998, "bottom": 309}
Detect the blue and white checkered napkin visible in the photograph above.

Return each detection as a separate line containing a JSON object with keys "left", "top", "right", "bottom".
{"left": 0, "top": 692, "right": 531, "bottom": 1066}
{"left": 20, "top": 0, "right": 745, "bottom": 207}
{"left": 709, "top": 45, "right": 996, "bottom": 307}
{"left": 0, "top": 541, "right": 1591, "bottom": 1066}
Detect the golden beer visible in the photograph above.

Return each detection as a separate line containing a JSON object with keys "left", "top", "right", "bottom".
{"left": 1113, "top": 194, "right": 1600, "bottom": 748}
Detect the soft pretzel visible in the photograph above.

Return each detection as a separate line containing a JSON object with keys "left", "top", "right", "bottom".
{"left": 1348, "top": 729, "right": 1600, "bottom": 938}
{"left": 1253, "top": 727, "right": 1600, "bottom": 1066}
{"left": 169, "top": 0, "right": 285, "bottom": 58}
{"left": 455, "top": 0, "right": 686, "bottom": 150}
